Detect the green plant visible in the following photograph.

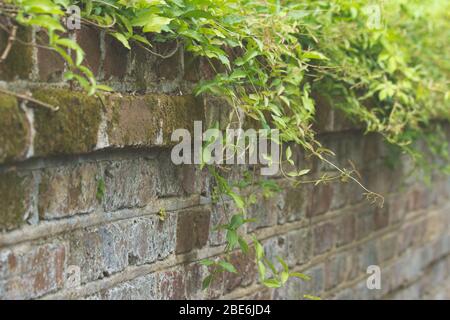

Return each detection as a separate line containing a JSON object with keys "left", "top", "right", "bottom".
{"left": 1, "top": 0, "right": 448, "bottom": 295}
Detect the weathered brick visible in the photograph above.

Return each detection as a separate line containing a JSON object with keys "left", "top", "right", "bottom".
{"left": 355, "top": 206, "right": 376, "bottom": 240}
{"left": 224, "top": 249, "right": 256, "bottom": 293}
{"left": 0, "top": 94, "right": 31, "bottom": 163}
{"left": 336, "top": 214, "right": 356, "bottom": 247}
{"left": 157, "top": 266, "right": 186, "bottom": 300}
{"left": 308, "top": 183, "right": 334, "bottom": 217}
{"left": 68, "top": 222, "right": 129, "bottom": 283}
{"left": 0, "top": 170, "right": 37, "bottom": 231}
{"left": 313, "top": 222, "right": 335, "bottom": 255}
{"left": 286, "top": 229, "right": 311, "bottom": 266}
{"left": 76, "top": 26, "right": 102, "bottom": 77}
{"left": 32, "top": 88, "right": 103, "bottom": 157}
{"left": 127, "top": 213, "right": 176, "bottom": 265}
{"left": 36, "top": 31, "right": 66, "bottom": 82}
{"left": 38, "top": 163, "right": 99, "bottom": 219}
{"left": 247, "top": 193, "right": 280, "bottom": 232}
{"left": 176, "top": 209, "right": 210, "bottom": 254}
{"left": 105, "top": 94, "right": 205, "bottom": 148}
{"left": 0, "top": 25, "right": 33, "bottom": 81}
{"left": 103, "top": 34, "right": 129, "bottom": 80}
{"left": 0, "top": 243, "right": 66, "bottom": 299}
{"left": 102, "top": 159, "right": 158, "bottom": 212}
{"left": 279, "top": 185, "right": 309, "bottom": 224}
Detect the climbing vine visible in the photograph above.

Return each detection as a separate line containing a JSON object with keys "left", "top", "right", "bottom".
{"left": 0, "top": 0, "right": 449, "bottom": 296}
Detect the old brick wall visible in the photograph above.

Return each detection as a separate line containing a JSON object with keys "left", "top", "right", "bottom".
{"left": 1, "top": 27, "right": 450, "bottom": 300}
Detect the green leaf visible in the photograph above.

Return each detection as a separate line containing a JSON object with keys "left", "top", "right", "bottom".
{"left": 289, "top": 272, "right": 311, "bottom": 281}
{"left": 303, "top": 294, "right": 321, "bottom": 300}
{"left": 218, "top": 261, "right": 237, "bottom": 273}
{"left": 302, "top": 51, "right": 328, "bottom": 60}
{"left": 238, "top": 237, "right": 249, "bottom": 254}
{"left": 111, "top": 33, "right": 131, "bottom": 50}
{"left": 199, "top": 259, "right": 215, "bottom": 267}
{"left": 142, "top": 16, "right": 173, "bottom": 33}
{"left": 262, "top": 278, "right": 281, "bottom": 288}
{"left": 226, "top": 230, "right": 238, "bottom": 248}
{"left": 254, "top": 239, "right": 264, "bottom": 260}
{"left": 202, "top": 274, "right": 213, "bottom": 290}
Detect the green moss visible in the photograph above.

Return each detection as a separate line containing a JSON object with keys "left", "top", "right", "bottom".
{"left": 0, "top": 27, "right": 33, "bottom": 80}
{"left": 143, "top": 94, "right": 204, "bottom": 144}
{"left": 32, "top": 88, "right": 102, "bottom": 156}
{"left": 0, "top": 93, "right": 29, "bottom": 163}
{"left": 0, "top": 172, "right": 26, "bottom": 231}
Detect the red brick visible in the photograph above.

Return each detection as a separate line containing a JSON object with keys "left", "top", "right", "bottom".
{"left": 176, "top": 209, "right": 210, "bottom": 254}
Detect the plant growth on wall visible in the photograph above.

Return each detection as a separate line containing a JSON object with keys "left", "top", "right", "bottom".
{"left": 0, "top": 0, "right": 449, "bottom": 295}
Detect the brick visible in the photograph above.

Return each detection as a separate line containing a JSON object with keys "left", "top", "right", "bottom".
{"left": 247, "top": 193, "right": 280, "bottom": 232}
{"left": 208, "top": 201, "right": 235, "bottom": 246}
{"left": 374, "top": 205, "right": 389, "bottom": 230}
{"left": 105, "top": 93, "right": 205, "bottom": 148}
{"left": 68, "top": 222, "right": 129, "bottom": 283}
{"left": 157, "top": 266, "right": 186, "bottom": 300}
{"left": 76, "top": 26, "right": 102, "bottom": 76}
{"left": 176, "top": 209, "right": 210, "bottom": 254}
{"left": 378, "top": 234, "right": 397, "bottom": 262}
{"left": 102, "top": 159, "right": 159, "bottom": 212}
{"left": 0, "top": 170, "right": 37, "bottom": 231}
{"left": 313, "top": 222, "right": 335, "bottom": 255}
{"left": 127, "top": 214, "right": 176, "bottom": 265}
{"left": 100, "top": 273, "right": 158, "bottom": 300}
{"left": 308, "top": 183, "right": 334, "bottom": 217}
{"left": 224, "top": 249, "right": 256, "bottom": 293}
{"left": 0, "top": 243, "right": 66, "bottom": 299}
{"left": 355, "top": 206, "right": 376, "bottom": 240}
{"left": 286, "top": 229, "right": 311, "bottom": 266}
{"left": 358, "top": 240, "right": 379, "bottom": 273}
{"left": 154, "top": 41, "right": 183, "bottom": 81}
{"left": 336, "top": 214, "right": 356, "bottom": 247}
{"left": 279, "top": 185, "right": 309, "bottom": 224}
{"left": 32, "top": 88, "right": 103, "bottom": 157}
{"left": 103, "top": 34, "right": 129, "bottom": 80}
{"left": 38, "top": 163, "right": 99, "bottom": 219}
{"left": 36, "top": 31, "right": 66, "bottom": 82}
{"left": 0, "top": 93, "right": 31, "bottom": 164}
{"left": 0, "top": 25, "right": 33, "bottom": 81}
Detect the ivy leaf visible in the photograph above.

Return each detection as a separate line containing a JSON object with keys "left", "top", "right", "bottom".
{"left": 290, "top": 272, "right": 311, "bottom": 281}
{"left": 302, "top": 51, "right": 328, "bottom": 60}
{"left": 262, "top": 279, "right": 281, "bottom": 288}
{"left": 218, "top": 261, "right": 237, "bottom": 273}
{"left": 202, "top": 274, "right": 213, "bottom": 290}
{"left": 142, "top": 16, "right": 173, "bottom": 33}
{"left": 111, "top": 33, "right": 131, "bottom": 50}
{"left": 226, "top": 230, "right": 238, "bottom": 248}
{"left": 238, "top": 237, "right": 249, "bottom": 254}
{"left": 199, "top": 259, "right": 215, "bottom": 267}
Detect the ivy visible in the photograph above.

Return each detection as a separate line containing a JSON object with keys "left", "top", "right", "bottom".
{"left": 1, "top": 0, "right": 449, "bottom": 296}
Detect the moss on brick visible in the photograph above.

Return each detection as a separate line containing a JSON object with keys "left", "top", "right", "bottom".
{"left": 0, "top": 171, "right": 26, "bottom": 231}
{"left": 0, "top": 93, "right": 30, "bottom": 163}
{"left": 106, "top": 93, "right": 204, "bottom": 147}
{"left": 0, "top": 26, "right": 33, "bottom": 80}
{"left": 32, "top": 88, "right": 102, "bottom": 156}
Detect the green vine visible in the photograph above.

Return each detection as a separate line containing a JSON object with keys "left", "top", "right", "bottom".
{"left": 1, "top": 0, "right": 449, "bottom": 296}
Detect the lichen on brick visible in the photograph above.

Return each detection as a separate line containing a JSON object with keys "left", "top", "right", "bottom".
{"left": 32, "top": 88, "right": 103, "bottom": 156}
{"left": 0, "top": 93, "right": 30, "bottom": 164}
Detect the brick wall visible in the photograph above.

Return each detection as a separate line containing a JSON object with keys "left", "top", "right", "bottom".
{"left": 1, "top": 26, "right": 450, "bottom": 300}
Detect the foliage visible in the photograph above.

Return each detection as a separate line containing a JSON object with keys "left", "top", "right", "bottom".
{"left": 1, "top": 0, "right": 449, "bottom": 295}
